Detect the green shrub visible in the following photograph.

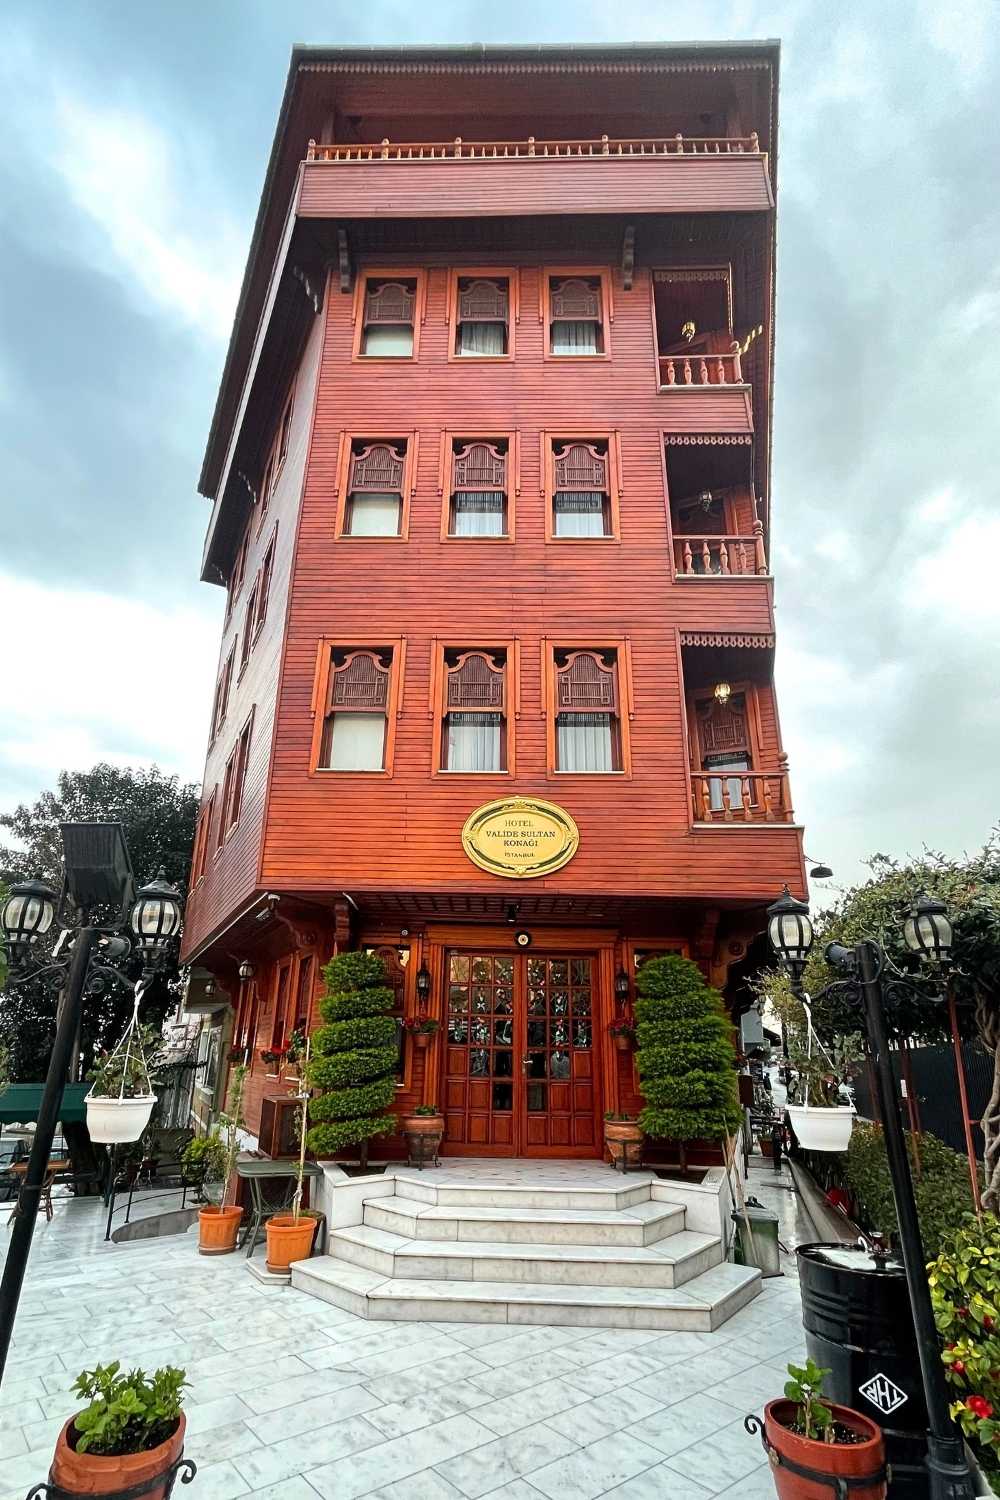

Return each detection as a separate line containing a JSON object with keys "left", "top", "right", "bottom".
{"left": 306, "top": 952, "right": 396, "bottom": 1160}
{"left": 929, "top": 1214, "right": 1000, "bottom": 1478}
{"left": 846, "top": 1121, "right": 977, "bottom": 1258}
{"left": 634, "top": 956, "right": 740, "bottom": 1143}
{"left": 72, "top": 1361, "right": 187, "bottom": 1456}
{"left": 180, "top": 1132, "right": 225, "bottom": 1189}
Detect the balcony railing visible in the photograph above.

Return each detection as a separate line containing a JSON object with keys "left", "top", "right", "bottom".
{"left": 674, "top": 529, "right": 767, "bottom": 577}
{"left": 692, "top": 768, "right": 793, "bottom": 825}
{"left": 306, "top": 133, "right": 761, "bottom": 164}
{"left": 659, "top": 347, "right": 744, "bottom": 386}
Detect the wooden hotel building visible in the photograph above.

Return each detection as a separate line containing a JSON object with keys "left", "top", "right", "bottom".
{"left": 180, "top": 41, "right": 806, "bottom": 1162}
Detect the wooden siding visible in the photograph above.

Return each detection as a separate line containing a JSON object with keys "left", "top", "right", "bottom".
{"left": 298, "top": 156, "right": 773, "bottom": 221}
{"left": 658, "top": 388, "right": 752, "bottom": 432}
{"left": 181, "top": 309, "right": 326, "bottom": 962}
{"left": 252, "top": 258, "right": 800, "bottom": 909}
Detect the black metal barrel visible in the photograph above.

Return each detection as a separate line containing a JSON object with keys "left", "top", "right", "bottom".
{"left": 798, "top": 1242, "right": 930, "bottom": 1499}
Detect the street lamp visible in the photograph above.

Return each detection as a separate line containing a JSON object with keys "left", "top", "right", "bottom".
{"left": 767, "top": 886, "right": 973, "bottom": 1500}
{"left": 0, "top": 825, "right": 183, "bottom": 1385}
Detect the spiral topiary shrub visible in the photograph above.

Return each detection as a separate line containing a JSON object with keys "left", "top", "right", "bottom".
{"left": 306, "top": 951, "right": 397, "bottom": 1161}
{"left": 634, "top": 955, "right": 741, "bottom": 1148}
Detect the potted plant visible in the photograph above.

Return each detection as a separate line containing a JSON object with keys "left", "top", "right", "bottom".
{"left": 749, "top": 1357, "right": 886, "bottom": 1499}
{"left": 403, "top": 1016, "right": 439, "bottom": 1050}
{"left": 608, "top": 1022, "right": 636, "bottom": 1053}
{"left": 400, "top": 1104, "right": 445, "bottom": 1167}
{"left": 46, "top": 1360, "right": 191, "bottom": 1499}
{"left": 259, "top": 1042, "right": 289, "bottom": 1069}
{"left": 266, "top": 1038, "right": 321, "bottom": 1272}
{"left": 603, "top": 1112, "right": 644, "bottom": 1171}
{"left": 197, "top": 1064, "right": 246, "bottom": 1255}
{"left": 785, "top": 1032, "right": 863, "bottom": 1153}
{"left": 307, "top": 951, "right": 397, "bottom": 1170}
{"left": 180, "top": 1131, "right": 226, "bottom": 1203}
{"left": 85, "top": 1022, "right": 161, "bottom": 1145}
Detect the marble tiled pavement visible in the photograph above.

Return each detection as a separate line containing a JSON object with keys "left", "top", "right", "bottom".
{"left": 0, "top": 1166, "right": 808, "bottom": 1499}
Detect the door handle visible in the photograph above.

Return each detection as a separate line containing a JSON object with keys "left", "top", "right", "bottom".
{"left": 521, "top": 1054, "right": 531, "bottom": 1075}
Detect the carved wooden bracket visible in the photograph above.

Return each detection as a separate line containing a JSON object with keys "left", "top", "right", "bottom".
{"left": 621, "top": 225, "right": 635, "bottom": 291}
{"left": 693, "top": 906, "right": 721, "bottom": 961}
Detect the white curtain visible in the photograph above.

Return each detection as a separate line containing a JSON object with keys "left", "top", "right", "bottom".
{"left": 452, "top": 492, "right": 505, "bottom": 537}
{"left": 704, "top": 754, "right": 751, "bottom": 812}
{"left": 458, "top": 322, "right": 505, "bottom": 356}
{"left": 446, "top": 713, "right": 502, "bottom": 771}
{"left": 551, "top": 320, "right": 599, "bottom": 355}
{"left": 557, "top": 713, "right": 613, "bottom": 772}
{"left": 348, "top": 492, "right": 401, "bottom": 536}
{"left": 325, "top": 712, "right": 386, "bottom": 771}
{"left": 553, "top": 492, "right": 606, "bottom": 537}
{"left": 363, "top": 325, "right": 413, "bottom": 356}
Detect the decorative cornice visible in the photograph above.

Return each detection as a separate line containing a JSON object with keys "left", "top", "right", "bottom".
{"left": 664, "top": 434, "right": 752, "bottom": 446}
{"left": 300, "top": 60, "right": 770, "bottom": 77}
{"left": 681, "top": 631, "right": 774, "bottom": 649}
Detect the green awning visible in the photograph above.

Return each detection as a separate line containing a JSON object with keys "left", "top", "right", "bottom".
{"left": 0, "top": 1083, "right": 89, "bottom": 1125}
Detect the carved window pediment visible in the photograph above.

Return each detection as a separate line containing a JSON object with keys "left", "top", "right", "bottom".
{"left": 329, "top": 648, "right": 392, "bottom": 711}
{"left": 553, "top": 442, "right": 608, "bottom": 493}
{"left": 445, "top": 649, "right": 506, "bottom": 710}
{"left": 453, "top": 441, "right": 507, "bottom": 492}
{"left": 349, "top": 442, "right": 406, "bottom": 494}
{"left": 555, "top": 649, "right": 618, "bottom": 711}
{"left": 458, "top": 278, "right": 508, "bottom": 323}
{"left": 551, "top": 277, "right": 601, "bottom": 322}
{"left": 363, "top": 280, "right": 415, "bottom": 326}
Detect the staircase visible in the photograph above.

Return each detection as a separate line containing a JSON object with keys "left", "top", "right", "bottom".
{"left": 291, "top": 1164, "right": 760, "bottom": 1331}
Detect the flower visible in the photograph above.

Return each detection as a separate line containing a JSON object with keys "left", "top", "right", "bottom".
{"left": 968, "top": 1396, "right": 994, "bottom": 1419}
{"left": 953, "top": 1360, "right": 967, "bottom": 1375}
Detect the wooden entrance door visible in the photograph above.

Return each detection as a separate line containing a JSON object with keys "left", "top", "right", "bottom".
{"left": 443, "top": 950, "right": 600, "bottom": 1156}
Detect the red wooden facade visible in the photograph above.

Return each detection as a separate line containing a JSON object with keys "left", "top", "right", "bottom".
{"left": 181, "top": 43, "right": 804, "bottom": 1156}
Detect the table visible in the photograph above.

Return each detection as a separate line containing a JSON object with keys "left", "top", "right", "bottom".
{"left": 235, "top": 1156, "right": 325, "bottom": 1259}
{"left": 7, "top": 1158, "right": 71, "bottom": 1224}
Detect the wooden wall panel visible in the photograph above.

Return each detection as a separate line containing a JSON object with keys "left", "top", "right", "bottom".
{"left": 250, "top": 258, "right": 802, "bottom": 908}
{"left": 298, "top": 157, "right": 774, "bottom": 220}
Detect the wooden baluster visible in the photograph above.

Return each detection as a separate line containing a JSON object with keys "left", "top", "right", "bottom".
{"left": 675, "top": 133, "right": 684, "bottom": 154}
{"left": 753, "top": 520, "right": 767, "bottom": 574}
{"left": 720, "top": 541, "right": 731, "bottom": 575}
{"left": 307, "top": 138, "right": 316, "bottom": 162}
{"left": 528, "top": 136, "right": 535, "bottom": 156}
{"left": 682, "top": 358, "right": 693, "bottom": 385}
{"left": 750, "top": 131, "right": 760, "bottom": 152}
{"left": 762, "top": 777, "right": 775, "bottom": 822}
{"left": 700, "top": 778, "right": 713, "bottom": 822}
{"left": 730, "top": 342, "right": 743, "bottom": 383}
{"left": 701, "top": 539, "right": 712, "bottom": 574}
{"left": 601, "top": 134, "right": 609, "bottom": 155}
{"left": 714, "top": 356, "right": 726, "bottom": 383}
{"left": 721, "top": 779, "right": 734, "bottom": 822}
{"left": 777, "top": 754, "right": 792, "bottom": 820}
{"left": 682, "top": 540, "right": 693, "bottom": 575}
{"left": 665, "top": 359, "right": 676, "bottom": 386}
{"left": 741, "top": 777, "right": 753, "bottom": 819}
{"left": 735, "top": 540, "right": 748, "bottom": 574}
{"left": 698, "top": 358, "right": 708, "bottom": 384}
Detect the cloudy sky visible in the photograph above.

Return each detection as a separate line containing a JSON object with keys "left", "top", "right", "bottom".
{"left": 2, "top": 0, "right": 998, "bottom": 892}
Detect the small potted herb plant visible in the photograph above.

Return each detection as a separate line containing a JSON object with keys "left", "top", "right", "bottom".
{"left": 197, "top": 1064, "right": 246, "bottom": 1255}
{"left": 400, "top": 1104, "right": 445, "bottom": 1167}
{"left": 402, "top": 1017, "right": 439, "bottom": 1050}
{"left": 85, "top": 1022, "right": 161, "bottom": 1145}
{"left": 46, "top": 1360, "right": 190, "bottom": 1499}
{"left": 266, "top": 1039, "right": 321, "bottom": 1273}
{"left": 603, "top": 1112, "right": 644, "bottom": 1171}
{"left": 785, "top": 1033, "right": 863, "bottom": 1153}
{"left": 750, "top": 1358, "right": 886, "bottom": 1499}
{"left": 608, "top": 1022, "right": 636, "bottom": 1053}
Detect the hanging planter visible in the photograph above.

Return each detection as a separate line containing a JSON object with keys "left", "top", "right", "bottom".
{"left": 786, "top": 1103, "right": 855, "bottom": 1153}
{"left": 403, "top": 1017, "right": 439, "bottom": 1050}
{"left": 85, "top": 990, "right": 159, "bottom": 1145}
{"left": 784, "top": 998, "right": 860, "bottom": 1153}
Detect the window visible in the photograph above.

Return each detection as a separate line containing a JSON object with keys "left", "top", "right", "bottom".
{"left": 238, "top": 583, "right": 258, "bottom": 677}
{"left": 253, "top": 530, "right": 276, "bottom": 637}
{"left": 318, "top": 648, "right": 393, "bottom": 771}
{"left": 546, "top": 644, "right": 633, "bottom": 775}
{"left": 544, "top": 433, "right": 621, "bottom": 541}
{"left": 544, "top": 272, "right": 610, "bottom": 357}
{"left": 447, "top": 439, "right": 510, "bottom": 538}
{"left": 220, "top": 712, "right": 253, "bottom": 841}
{"left": 211, "top": 648, "right": 235, "bottom": 741}
{"left": 191, "top": 791, "right": 215, "bottom": 884}
{"left": 292, "top": 954, "right": 315, "bottom": 1035}
{"left": 225, "top": 525, "right": 250, "bottom": 621}
{"left": 440, "top": 649, "right": 508, "bottom": 772}
{"left": 450, "top": 273, "right": 514, "bottom": 359}
{"left": 269, "top": 959, "right": 293, "bottom": 1053}
{"left": 356, "top": 275, "right": 420, "bottom": 358}
{"left": 257, "top": 387, "right": 294, "bottom": 525}
{"left": 338, "top": 439, "right": 412, "bottom": 539}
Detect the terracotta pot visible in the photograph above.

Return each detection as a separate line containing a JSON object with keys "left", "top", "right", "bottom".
{"left": 265, "top": 1213, "right": 319, "bottom": 1272}
{"left": 413, "top": 1031, "right": 432, "bottom": 1049}
{"left": 401, "top": 1113, "right": 445, "bottom": 1135}
{"left": 760, "top": 1135, "right": 774, "bottom": 1158}
{"left": 197, "top": 1204, "right": 242, "bottom": 1255}
{"left": 762, "top": 1398, "right": 886, "bottom": 1500}
{"left": 604, "top": 1120, "right": 644, "bottom": 1169}
{"left": 50, "top": 1412, "right": 185, "bottom": 1498}
{"left": 611, "top": 1032, "right": 632, "bottom": 1052}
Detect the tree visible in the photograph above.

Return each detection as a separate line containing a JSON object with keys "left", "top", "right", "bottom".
{"left": 635, "top": 955, "right": 741, "bottom": 1157}
{"left": 0, "top": 764, "right": 199, "bottom": 1081}
{"left": 306, "top": 951, "right": 398, "bottom": 1165}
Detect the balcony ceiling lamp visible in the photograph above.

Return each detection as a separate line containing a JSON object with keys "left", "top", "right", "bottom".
{"left": 238, "top": 960, "right": 255, "bottom": 982}
{"left": 713, "top": 681, "right": 732, "bottom": 706}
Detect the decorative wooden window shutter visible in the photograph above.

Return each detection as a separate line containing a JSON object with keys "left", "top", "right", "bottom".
{"left": 349, "top": 443, "right": 406, "bottom": 495}
{"left": 556, "top": 650, "right": 618, "bottom": 712}
{"left": 446, "top": 650, "right": 506, "bottom": 711}
{"left": 363, "top": 281, "right": 415, "bottom": 327}
{"left": 329, "top": 649, "right": 391, "bottom": 712}
{"left": 553, "top": 442, "right": 608, "bottom": 494}
{"left": 550, "top": 278, "right": 601, "bottom": 322}
{"left": 458, "top": 279, "right": 507, "bottom": 324}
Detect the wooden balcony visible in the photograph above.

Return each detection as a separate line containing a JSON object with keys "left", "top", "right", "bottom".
{"left": 674, "top": 528, "right": 767, "bottom": 578}
{"left": 298, "top": 133, "right": 774, "bottom": 223}
{"left": 659, "top": 346, "right": 744, "bottom": 388}
{"left": 692, "top": 766, "right": 793, "bottom": 825}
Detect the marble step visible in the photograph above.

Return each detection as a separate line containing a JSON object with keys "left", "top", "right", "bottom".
{"left": 290, "top": 1257, "right": 761, "bottom": 1332}
{"left": 363, "top": 1194, "right": 685, "bottom": 1247}
{"left": 331, "top": 1222, "right": 723, "bottom": 1288}
{"left": 392, "top": 1167, "right": 657, "bottom": 1212}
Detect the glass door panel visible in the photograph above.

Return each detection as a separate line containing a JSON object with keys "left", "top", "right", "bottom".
{"left": 444, "top": 952, "right": 517, "bottom": 1150}
{"left": 521, "top": 955, "right": 596, "bottom": 1151}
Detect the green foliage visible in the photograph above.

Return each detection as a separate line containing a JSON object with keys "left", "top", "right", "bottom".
{"left": 634, "top": 956, "right": 741, "bottom": 1144}
{"left": 307, "top": 953, "right": 396, "bottom": 1156}
{"left": 846, "top": 1122, "right": 977, "bottom": 1257}
{"left": 86, "top": 1024, "right": 162, "bottom": 1099}
{"left": 785, "top": 1031, "right": 866, "bottom": 1108}
{"left": 0, "top": 764, "right": 199, "bottom": 1081}
{"left": 929, "top": 1214, "right": 1000, "bottom": 1464}
{"left": 71, "top": 1361, "right": 187, "bottom": 1457}
{"left": 783, "top": 1359, "right": 834, "bottom": 1442}
{"left": 211, "top": 1065, "right": 247, "bottom": 1207}
{"left": 413, "top": 1105, "right": 440, "bottom": 1117}
{"left": 180, "top": 1132, "right": 226, "bottom": 1188}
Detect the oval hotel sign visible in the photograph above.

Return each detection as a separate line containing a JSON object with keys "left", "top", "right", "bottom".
{"left": 462, "top": 796, "right": 580, "bottom": 880}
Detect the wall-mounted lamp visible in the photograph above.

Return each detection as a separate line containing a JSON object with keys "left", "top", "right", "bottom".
{"left": 415, "top": 963, "right": 432, "bottom": 1007}
{"left": 713, "top": 681, "right": 732, "bottom": 706}
{"left": 505, "top": 903, "right": 520, "bottom": 925}
{"left": 614, "top": 967, "right": 631, "bottom": 1008}
{"left": 238, "top": 960, "right": 255, "bottom": 982}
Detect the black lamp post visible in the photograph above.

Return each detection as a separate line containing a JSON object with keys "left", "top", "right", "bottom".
{"left": 0, "top": 825, "right": 183, "bottom": 1385}
{"left": 766, "top": 885, "right": 974, "bottom": 1500}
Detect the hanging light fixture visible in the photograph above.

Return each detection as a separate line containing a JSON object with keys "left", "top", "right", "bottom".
{"left": 415, "top": 963, "right": 432, "bottom": 1003}
{"left": 238, "top": 960, "right": 255, "bottom": 982}
{"left": 713, "top": 681, "right": 732, "bottom": 706}
{"left": 766, "top": 885, "right": 814, "bottom": 977}
{"left": 614, "top": 967, "right": 631, "bottom": 1007}
{"left": 0, "top": 875, "right": 57, "bottom": 962}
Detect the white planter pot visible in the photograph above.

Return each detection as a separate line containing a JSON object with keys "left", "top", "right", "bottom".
{"left": 85, "top": 1095, "right": 156, "bottom": 1144}
{"left": 786, "top": 1104, "right": 855, "bottom": 1153}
